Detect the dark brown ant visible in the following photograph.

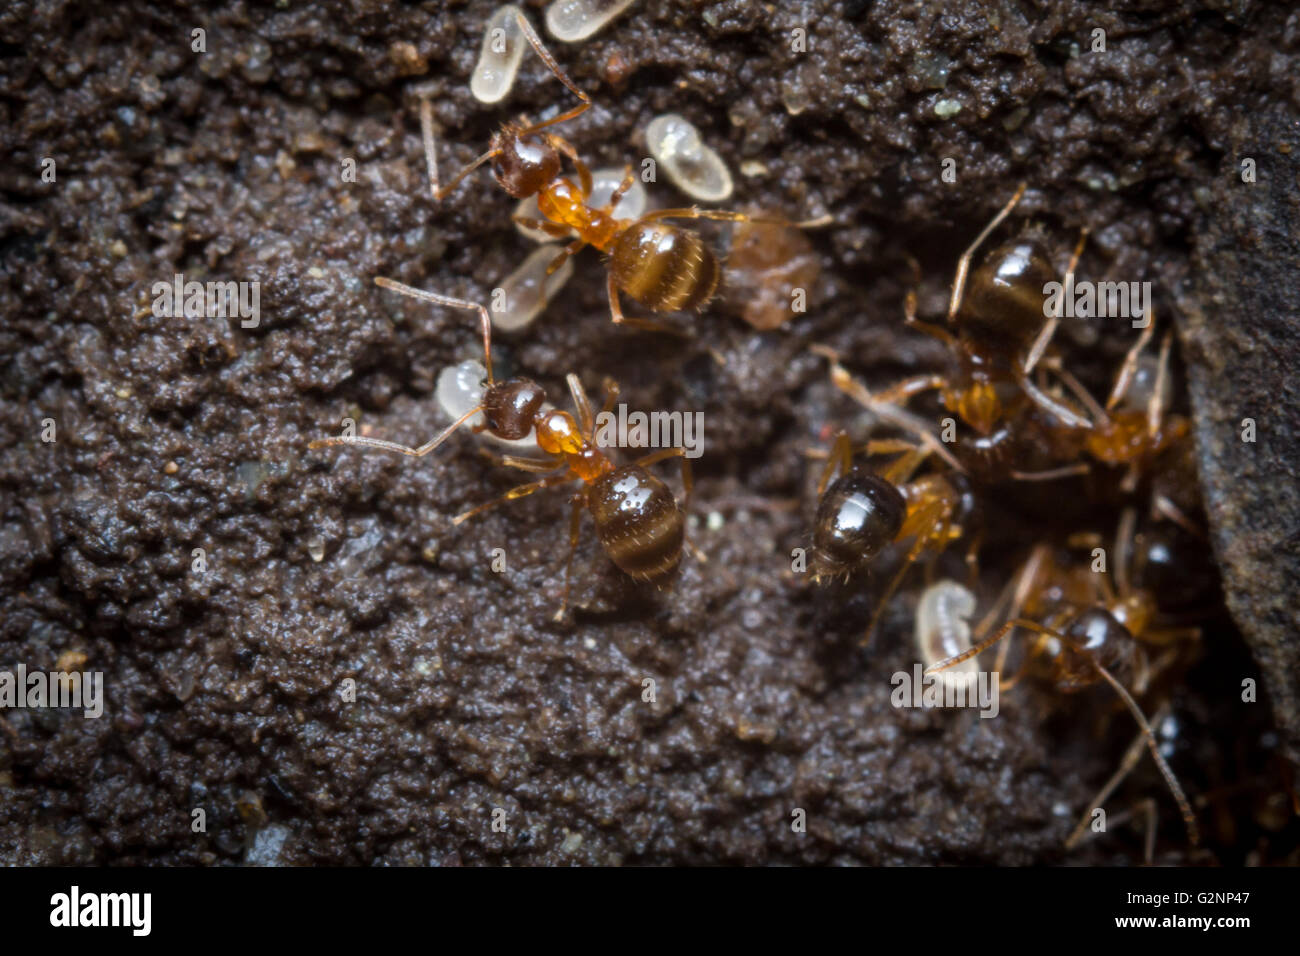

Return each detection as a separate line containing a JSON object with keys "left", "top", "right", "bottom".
{"left": 417, "top": 8, "right": 822, "bottom": 334}
{"left": 308, "top": 278, "right": 693, "bottom": 620}
{"left": 811, "top": 429, "right": 971, "bottom": 645}
{"left": 867, "top": 183, "right": 1095, "bottom": 466}
{"left": 927, "top": 507, "right": 1201, "bottom": 850}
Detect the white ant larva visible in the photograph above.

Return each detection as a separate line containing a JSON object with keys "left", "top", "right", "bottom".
{"left": 471, "top": 5, "right": 529, "bottom": 104}
{"left": 646, "top": 113, "right": 733, "bottom": 203}
{"left": 493, "top": 244, "right": 576, "bottom": 331}
{"left": 915, "top": 580, "right": 979, "bottom": 691}
{"left": 545, "top": 0, "right": 638, "bottom": 43}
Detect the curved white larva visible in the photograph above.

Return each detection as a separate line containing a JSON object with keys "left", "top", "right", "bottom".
{"left": 512, "top": 166, "right": 648, "bottom": 241}
{"left": 493, "top": 244, "right": 575, "bottom": 331}
{"left": 646, "top": 113, "right": 734, "bottom": 203}
{"left": 545, "top": 0, "right": 637, "bottom": 42}
{"left": 435, "top": 360, "right": 546, "bottom": 454}
{"left": 471, "top": 5, "right": 527, "bottom": 104}
{"left": 915, "top": 580, "right": 979, "bottom": 689}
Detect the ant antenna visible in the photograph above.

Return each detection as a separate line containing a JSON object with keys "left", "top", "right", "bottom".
{"left": 374, "top": 276, "right": 495, "bottom": 383}
{"left": 948, "top": 181, "right": 1027, "bottom": 323}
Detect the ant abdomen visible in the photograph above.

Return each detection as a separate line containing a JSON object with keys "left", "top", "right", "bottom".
{"left": 811, "top": 470, "right": 906, "bottom": 578}
{"left": 587, "top": 465, "right": 685, "bottom": 580}
{"left": 960, "top": 238, "right": 1056, "bottom": 353}
{"left": 609, "top": 221, "right": 721, "bottom": 312}
{"left": 482, "top": 378, "right": 548, "bottom": 439}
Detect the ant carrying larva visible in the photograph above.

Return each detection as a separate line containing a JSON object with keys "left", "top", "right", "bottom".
{"left": 309, "top": 277, "right": 695, "bottom": 621}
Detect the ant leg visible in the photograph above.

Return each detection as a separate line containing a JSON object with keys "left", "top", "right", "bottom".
{"left": 512, "top": 215, "right": 572, "bottom": 239}
{"left": 545, "top": 238, "right": 587, "bottom": 277}
{"left": 948, "top": 181, "right": 1027, "bottom": 322}
{"left": 566, "top": 372, "right": 595, "bottom": 437}
{"left": 1115, "top": 505, "right": 1138, "bottom": 598}
{"left": 606, "top": 272, "right": 690, "bottom": 336}
{"left": 475, "top": 449, "right": 565, "bottom": 473}
{"left": 860, "top": 500, "right": 950, "bottom": 647}
{"left": 555, "top": 493, "right": 587, "bottom": 622}
{"left": 902, "top": 278, "right": 957, "bottom": 348}
{"left": 452, "top": 473, "right": 578, "bottom": 525}
{"left": 816, "top": 431, "right": 855, "bottom": 496}
{"left": 1150, "top": 493, "right": 1205, "bottom": 539}
{"left": 543, "top": 132, "right": 593, "bottom": 196}
{"left": 598, "top": 377, "right": 621, "bottom": 420}
{"left": 309, "top": 405, "right": 483, "bottom": 457}
{"left": 1065, "top": 710, "right": 1159, "bottom": 852}
{"left": 878, "top": 443, "right": 932, "bottom": 487}
{"left": 608, "top": 164, "right": 636, "bottom": 209}
{"left": 1105, "top": 307, "right": 1156, "bottom": 412}
{"left": 1147, "top": 328, "right": 1174, "bottom": 442}
{"left": 635, "top": 447, "right": 703, "bottom": 563}
{"left": 420, "top": 94, "right": 500, "bottom": 202}
{"left": 1009, "top": 618, "right": 1200, "bottom": 847}
{"left": 374, "top": 277, "right": 495, "bottom": 383}
{"left": 1024, "top": 227, "right": 1089, "bottom": 375}
{"left": 636, "top": 207, "right": 827, "bottom": 229}
{"left": 510, "top": 10, "right": 592, "bottom": 134}
{"left": 1017, "top": 367, "right": 1094, "bottom": 430}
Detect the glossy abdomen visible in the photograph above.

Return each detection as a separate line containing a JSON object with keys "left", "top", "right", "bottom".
{"left": 609, "top": 222, "right": 720, "bottom": 312}
{"left": 587, "top": 464, "right": 684, "bottom": 580}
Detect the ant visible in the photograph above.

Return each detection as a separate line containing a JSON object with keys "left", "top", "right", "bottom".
{"left": 308, "top": 277, "right": 694, "bottom": 620}
{"left": 810, "top": 429, "right": 971, "bottom": 646}
{"left": 864, "top": 183, "right": 1098, "bottom": 476}
{"left": 417, "top": 7, "right": 822, "bottom": 334}
{"left": 927, "top": 506, "right": 1202, "bottom": 851}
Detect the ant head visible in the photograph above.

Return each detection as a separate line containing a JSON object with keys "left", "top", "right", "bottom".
{"left": 482, "top": 378, "right": 546, "bottom": 440}
{"left": 959, "top": 237, "right": 1056, "bottom": 353}
{"left": 490, "top": 127, "right": 561, "bottom": 198}
{"left": 811, "top": 470, "right": 906, "bottom": 578}
{"left": 1063, "top": 607, "right": 1138, "bottom": 684}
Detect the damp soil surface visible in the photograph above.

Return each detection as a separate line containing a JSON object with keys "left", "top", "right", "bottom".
{"left": 1, "top": 0, "right": 1298, "bottom": 865}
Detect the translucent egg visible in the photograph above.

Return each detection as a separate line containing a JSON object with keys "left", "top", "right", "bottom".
{"left": 646, "top": 113, "right": 733, "bottom": 202}
{"left": 435, "top": 360, "right": 546, "bottom": 453}
{"left": 492, "top": 243, "right": 575, "bottom": 331}
{"left": 471, "top": 5, "right": 527, "bottom": 104}
{"left": 545, "top": 0, "right": 637, "bottom": 42}
{"left": 915, "top": 580, "right": 979, "bottom": 690}
{"left": 513, "top": 166, "right": 647, "bottom": 241}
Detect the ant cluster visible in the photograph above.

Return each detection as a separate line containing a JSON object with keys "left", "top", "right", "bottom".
{"left": 308, "top": 7, "right": 1217, "bottom": 860}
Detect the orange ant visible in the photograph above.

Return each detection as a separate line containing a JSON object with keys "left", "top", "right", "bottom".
{"left": 810, "top": 429, "right": 970, "bottom": 646}
{"left": 868, "top": 183, "right": 1096, "bottom": 456}
{"left": 417, "top": 8, "right": 821, "bottom": 334}
{"left": 308, "top": 277, "right": 694, "bottom": 620}
{"left": 927, "top": 506, "right": 1202, "bottom": 850}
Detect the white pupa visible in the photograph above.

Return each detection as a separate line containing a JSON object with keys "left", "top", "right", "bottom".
{"left": 471, "top": 6, "right": 528, "bottom": 104}
{"left": 915, "top": 580, "right": 979, "bottom": 691}
{"left": 492, "top": 244, "right": 576, "bottom": 331}
{"left": 545, "top": 0, "right": 637, "bottom": 43}
{"left": 646, "top": 113, "right": 733, "bottom": 203}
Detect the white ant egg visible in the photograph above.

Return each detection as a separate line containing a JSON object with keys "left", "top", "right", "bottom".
{"left": 492, "top": 244, "right": 575, "bottom": 331}
{"left": 646, "top": 113, "right": 733, "bottom": 203}
{"left": 513, "top": 166, "right": 648, "bottom": 241}
{"left": 436, "top": 360, "right": 546, "bottom": 454}
{"left": 545, "top": 0, "right": 637, "bottom": 43}
{"left": 915, "top": 580, "right": 979, "bottom": 691}
{"left": 471, "top": 5, "right": 527, "bottom": 104}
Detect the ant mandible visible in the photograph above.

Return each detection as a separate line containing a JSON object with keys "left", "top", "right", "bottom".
{"left": 419, "top": 8, "right": 819, "bottom": 334}
{"left": 309, "top": 277, "right": 694, "bottom": 620}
